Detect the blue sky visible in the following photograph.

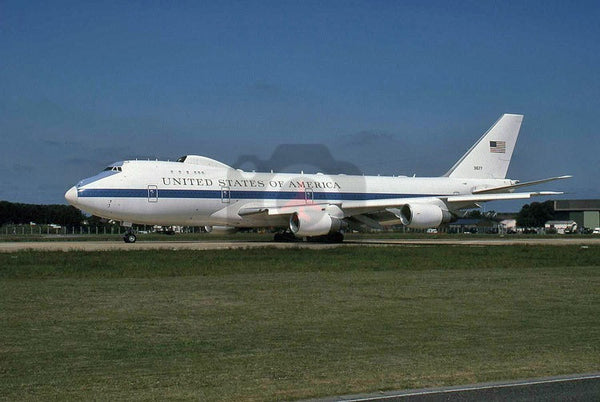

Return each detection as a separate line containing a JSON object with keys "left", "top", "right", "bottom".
{"left": 1, "top": 1, "right": 599, "bottom": 209}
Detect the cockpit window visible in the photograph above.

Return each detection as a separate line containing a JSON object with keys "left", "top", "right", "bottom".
{"left": 103, "top": 166, "right": 122, "bottom": 172}
{"left": 177, "top": 156, "right": 187, "bottom": 163}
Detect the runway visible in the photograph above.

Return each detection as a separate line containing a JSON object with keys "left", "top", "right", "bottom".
{"left": 316, "top": 373, "right": 600, "bottom": 401}
{"left": 1, "top": 237, "right": 599, "bottom": 252}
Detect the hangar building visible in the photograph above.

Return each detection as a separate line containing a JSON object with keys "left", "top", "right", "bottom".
{"left": 554, "top": 200, "right": 600, "bottom": 230}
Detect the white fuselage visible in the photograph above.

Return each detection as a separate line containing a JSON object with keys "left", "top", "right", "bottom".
{"left": 66, "top": 159, "right": 513, "bottom": 227}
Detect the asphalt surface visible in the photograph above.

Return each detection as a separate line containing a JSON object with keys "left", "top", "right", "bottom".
{"left": 315, "top": 373, "right": 600, "bottom": 401}
{"left": 0, "top": 239, "right": 344, "bottom": 252}
{"left": 0, "top": 237, "right": 599, "bottom": 252}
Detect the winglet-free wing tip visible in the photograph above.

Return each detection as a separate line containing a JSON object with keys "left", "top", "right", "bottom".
{"left": 534, "top": 191, "right": 563, "bottom": 196}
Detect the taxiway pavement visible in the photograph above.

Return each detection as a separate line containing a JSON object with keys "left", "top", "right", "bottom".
{"left": 1, "top": 237, "right": 599, "bottom": 252}
{"left": 315, "top": 372, "right": 600, "bottom": 401}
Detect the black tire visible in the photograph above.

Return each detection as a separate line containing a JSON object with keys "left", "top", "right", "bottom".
{"left": 329, "top": 232, "right": 344, "bottom": 243}
{"left": 307, "top": 232, "right": 344, "bottom": 243}
{"left": 123, "top": 233, "right": 136, "bottom": 243}
{"left": 274, "top": 232, "right": 298, "bottom": 242}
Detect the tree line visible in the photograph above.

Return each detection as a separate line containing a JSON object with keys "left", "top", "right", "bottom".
{"left": 516, "top": 200, "right": 556, "bottom": 227}
{"left": 0, "top": 201, "right": 85, "bottom": 226}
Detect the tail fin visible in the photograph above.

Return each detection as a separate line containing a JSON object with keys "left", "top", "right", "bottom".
{"left": 444, "top": 114, "right": 523, "bottom": 179}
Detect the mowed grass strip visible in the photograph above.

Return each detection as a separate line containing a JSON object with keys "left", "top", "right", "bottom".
{"left": 1, "top": 246, "right": 599, "bottom": 400}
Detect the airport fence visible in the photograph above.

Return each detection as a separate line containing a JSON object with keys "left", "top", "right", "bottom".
{"left": 0, "top": 224, "right": 204, "bottom": 237}
{"left": 2, "top": 224, "right": 582, "bottom": 237}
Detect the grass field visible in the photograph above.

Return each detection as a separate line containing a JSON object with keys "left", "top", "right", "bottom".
{"left": 1, "top": 246, "right": 599, "bottom": 400}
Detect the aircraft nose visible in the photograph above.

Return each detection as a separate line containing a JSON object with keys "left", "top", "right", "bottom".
{"left": 65, "top": 186, "right": 78, "bottom": 205}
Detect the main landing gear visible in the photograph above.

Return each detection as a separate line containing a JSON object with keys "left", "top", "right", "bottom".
{"left": 273, "top": 231, "right": 344, "bottom": 243}
{"left": 273, "top": 231, "right": 298, "bottom": 242}
{"left": 123, "top": 230, "right": 137, "bottom": 243}
{"left": 307, "top": 232, "right": 344, "bottom": 243}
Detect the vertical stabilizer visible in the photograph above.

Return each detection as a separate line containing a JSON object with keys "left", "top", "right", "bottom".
{"left": 444, "top": 114, "right": 523, "bottom": 179}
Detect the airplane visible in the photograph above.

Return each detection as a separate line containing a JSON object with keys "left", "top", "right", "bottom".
{"left": 65, "top": 114, "right": 571, "bottom": 243}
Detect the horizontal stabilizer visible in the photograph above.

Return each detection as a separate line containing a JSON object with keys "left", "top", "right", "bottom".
{"left": 472, "top": 175, "right": 572, "bottom": 194}
{"left": 445, "top": 191, "right": 563, "bottom": 203}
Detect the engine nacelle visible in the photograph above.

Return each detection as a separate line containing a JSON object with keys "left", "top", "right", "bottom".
{"left": 204, "top": 225, "right": 239, "bottom": 234}
{"left": 399, "top": 203, "right": 452, "bottom": 229}
{"left": 289, "top": 208, "right": 345, "bottom": 237}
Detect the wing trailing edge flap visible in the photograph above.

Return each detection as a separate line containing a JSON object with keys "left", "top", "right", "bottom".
{"left": 237, "top": 202, "right": 334, "bottom": 217}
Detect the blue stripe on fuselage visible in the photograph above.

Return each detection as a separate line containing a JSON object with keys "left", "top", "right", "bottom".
{"left": 77, "top": 188, "right": 434, "bottom": 200}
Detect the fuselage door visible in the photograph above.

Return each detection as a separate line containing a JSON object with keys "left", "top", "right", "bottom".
{"left": 221, "top": 186, "right": 231, "bottom": 203}
{"left": 305, "top": 188, "right": 314, "bottom": 204}
{"left": 148, "top": 185, "right": 158, "bottom": 203}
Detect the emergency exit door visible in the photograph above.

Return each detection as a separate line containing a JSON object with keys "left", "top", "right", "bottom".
{"left": 148, "top": 185, "right": 158, "bottom": 202}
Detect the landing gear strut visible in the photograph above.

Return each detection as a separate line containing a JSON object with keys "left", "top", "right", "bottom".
{"left": 123, "top": 230, "right": 137, "bottom": 243}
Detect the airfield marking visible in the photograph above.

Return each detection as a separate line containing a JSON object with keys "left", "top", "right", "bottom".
{"left": 333, "top": 373, "right": 600, "bottom": 401}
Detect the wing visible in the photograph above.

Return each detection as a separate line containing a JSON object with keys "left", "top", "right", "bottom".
{"left": 216, "top": 172, "right": 569, "bottom": 231}
{"left": 231, "top": 191, "right": 562, "bottom": 224}
{"left": 339, "top": 191, "right": 563, "bottom": 225}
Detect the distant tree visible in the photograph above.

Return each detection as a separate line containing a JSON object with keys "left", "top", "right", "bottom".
{"left": 465, "top": 209, "right": 482, "bottom": 219}
{"left": 0, "top": 201, "right": 84, "bottom": 226}
{"left": 0, "top": 202, "right": 12, "bottom": 226}
{"left": 516, "top": 200, "right": 555, "bottom": 227}
{"left": 87, "top": 215, "right": 120, "bottom": 229}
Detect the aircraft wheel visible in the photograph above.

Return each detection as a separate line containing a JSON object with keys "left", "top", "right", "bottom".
{"left": 307, "top": 232, "right": 344, "bottom": 243}
{"left": 329, "top": 232, "right": 344, "bottom": 243}
{"left": 123, "top": 233, "right": 137, "bottom": 243}
{"left": 274, "top": 232, "right": 297, "bottom": 242}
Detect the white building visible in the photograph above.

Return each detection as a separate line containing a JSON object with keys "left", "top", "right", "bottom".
{"left": 544, "top": 220, "right": 577, "bottom": 234}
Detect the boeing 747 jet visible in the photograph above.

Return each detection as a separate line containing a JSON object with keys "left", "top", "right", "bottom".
{"left": 65, "top": 114, "right": 570, "bottom": 242}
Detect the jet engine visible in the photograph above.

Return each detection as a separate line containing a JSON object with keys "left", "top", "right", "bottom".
{"left": 204, "top": 225, "right": 239, "bottom": 234}
{"left": 399, "top": 203, "right": 452, "bottom": 229}
{"left": 289, "top": 207, "right": 345, "bottom": 237}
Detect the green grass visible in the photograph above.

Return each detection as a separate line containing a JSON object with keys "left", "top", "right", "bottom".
{"left": 1, "top": 246, "right": 599, "bottom": 400}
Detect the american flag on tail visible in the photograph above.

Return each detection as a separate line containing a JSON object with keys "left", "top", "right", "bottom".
{"left": 490, "top": 140, "right": 506, "bottom": 153}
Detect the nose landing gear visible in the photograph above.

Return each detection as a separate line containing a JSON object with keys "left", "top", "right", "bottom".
{"left": 123, "top": 230, "right": 137, "bottom": 243}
